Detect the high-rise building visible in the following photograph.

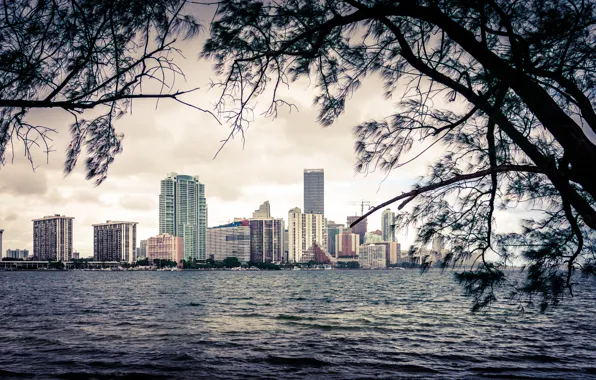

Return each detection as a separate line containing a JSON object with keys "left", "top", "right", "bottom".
{"left": 137, "top": 239, "right": 148, "bottom": 260}
{"left": 359, "top": 244, "right": 387, "bottom": 269}
{"left": 5, "top": 249, "right": 29, "bottom": 259}
{"left": 347, "top": 215, "right": 367, "bottom": 244}
{"left": 32, "top": 215, "right": 74, "bottom": 261}
{"left": 252, "top": 201, "right": 271, "bottom": 219}
{"left": 93, "top": 221, "right": 137, "bottom": 263}
{"left": 375, "top": 242, "right": 400, "bottom": 266}
{"left": 147, "top": 234, "right": 183, "bottom": 263}
{"left": 381, "top": 208, "right": 397, "bottom": 242}
{"left": 304, "top": 169, "right": 324, "bottom": 215}
{"left": 159, "top": 173, "right": 207, "bottom": 261}
{"left": 249, "top": 218, "right": 285, "bottom": 263}
{"left": 0, "top": 230, "right": 3, "bottom": 258}
{"left": 207, "top": 220, "right": 251, "bottom": 263}
{"left": 288, "top": 207, "right": 327, "bottom": 263}
{"left": 326, "top": 221, "right": 344, "bottom": 257}
{"left": 336, "top": 230, "right": 360, "bottom": 258}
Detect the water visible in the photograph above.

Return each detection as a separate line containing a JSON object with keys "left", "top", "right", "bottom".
{"left": 1, "top": 270, "right": 595, "bottom": 379}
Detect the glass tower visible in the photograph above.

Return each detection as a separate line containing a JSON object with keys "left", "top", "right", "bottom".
{"left": 304, "top": 169, "right": 324, "bottom": 215}
{"left": 159, "top": 173, "right": 207, "bottom": 261}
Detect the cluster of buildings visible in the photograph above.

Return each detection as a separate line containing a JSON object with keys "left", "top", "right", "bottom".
{"left": 1, "top": 169, "right": 450, "bottom": 269}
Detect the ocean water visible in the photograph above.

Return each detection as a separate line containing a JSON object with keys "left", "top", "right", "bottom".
{"left": 0, "top": 270, "right": 595, "bottom": 379}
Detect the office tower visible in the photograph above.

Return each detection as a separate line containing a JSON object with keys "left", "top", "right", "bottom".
{"left": 359, "top": 244, "right": 387, "bottom": 269}
{"left": 336, "top": 230, "right": 360, "bottom": 258}
{"left": 138, "top": 240, "right": 148, "bottom": 259}
{"left": 381, "top": 208, "right": 397, "bottom": 242}
{"left": 288, "top": 207, "right": 327, "bottom": 263}
{"left": 304, "top": 169, "right": 324, "bottom": 215}
{"left": 252, "top": 201, "right": 271, "bottom": 219}
{"left": 32, "top": 215, "right": 74, "bottom": 261}
{"left": 249, "top": 218, "right": 285, "bottom": 263}
{"left": 93, "top": 221, "right": 137, "bottom": 263}
{"left": 147, "top": 234, "right": 183, "bottom": 263}
{"left": 347, "top": 215, "right": 367, "bottom": 244}
{"left": 207, "top": 220, "right": 251, "bottom": 263}
{"left": 5, "top": 249, "right": 29, "bottom": 260}
{"left": 326, "top": 221, "right": 344, "bottom": 257}
{"left": 159, "top": 173, "right": 207, "bottom": 261}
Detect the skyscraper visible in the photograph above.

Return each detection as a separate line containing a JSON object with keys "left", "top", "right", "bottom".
{"left": 159, "top": 173, "right": 207, "bottom": 261}
{"left": 288, "top": 207, "right": 328, "bottom": 263}
{"left": 93, "top": 221, "right": 138, "bottom": 263}
{"left": 381, "top": 208, "right": 397, "bottom": 242}
{"left": 249, "top": 218, "right": 285, "bottom": 263}
{"left": 347, "top": 215, "right": 367, "bottom": 245}
{"left": 32, "top": 215, "right": 74, "bottom": 261}
{"left": 304, "top": 169, "right": 324, "bottom": 215}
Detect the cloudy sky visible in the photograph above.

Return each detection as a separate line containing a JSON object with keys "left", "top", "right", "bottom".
{"left": 0, "top": 4, "right": 530, "bottom": 258}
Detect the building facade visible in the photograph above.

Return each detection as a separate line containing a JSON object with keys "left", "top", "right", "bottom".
{"left": 336, "top": 230, "right": 360, "bottom": 258}
{"left": 207, "top": 220, "right": 251, "bottom": 263}
{"left": 364, "top": 230, "right": 384, "bottom": 244}
{"left": 137, "top": 240, "right": 148, "bottom": 260}
{"left": 249, "top": 218, "right": 285, "bottom": 263}
{"left": 381, "top": 208, "right": 397, "bottom": 242}
{"left": 147, "top": 234, "right": 183, "bottom": 263}
{"left": 304, "top": 169, "right": 324, "bottom": 215}
{"left": 288, "top": 207, "right": 328, "bottom": 263}
{"left": 32, "top": 215, "right": 74, "bottom": 261}
{"left": 159, "top": 173, "right": 207, "bottom": 261}
{"left": 5, "top": 249, "right": 29, "bottom": 259}
{"left": 359, "top": 244, "right": 387, "bottom": 269}
{"left": 326, "top": 221, "right": 344, "bottom": 257}
{"left": 375, "top": 242, "right": 400, "bottom": 266}
{"left": 347, "top": 215, "right": 367, "bottom": 245}
{"left": 93, "top": 221, "right": 138, "bottom": 263}
{"left": 252, "top": 201, "right": 271, "bottom": 219}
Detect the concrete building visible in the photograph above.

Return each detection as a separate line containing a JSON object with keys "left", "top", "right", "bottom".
{"left": 288, "top": 207, "right": 328, "bottom": 263}
{"left": 336, "top": 230, "right": 360, "bottom": 258}
{"left": 207, "top": 220, "right": 251, "bottom": 263}
{"left": 347, "top": 215, "right": 367, "bottom": 245}
{"left": 252, "top": 201, "right": 271, "bottom": 219}
{"left": 381, "top": 208, "right": 397, "bottom": 242}
{"left": 326, "top": 221, "right": 344, "bottom": 257}
{"left": 375, "top": 242, "right": 400, "bottom": 266}
{"left": 159, "top": 173, "right": 207, "bottom": 261}
{"left": 359, "top": 244, "right": 387, "bottom": 269}
{"left": 5, "top": 249, "right": 29, "bottom": 259}
{"left": 0, "top": 229, "right": 3, "bottom": 258}
{"left": 304, "top": 169, "right": 324, "bottom": 215}
{"left": 137, "top": 240, "right": 148, "bottom": 260}
{"left": 249, "top": 218, "right": 285, "bottom": 263}
{"left": 147, "top": 234, "right": 183, "bottom": 263}
{"left": 32, "top": 215, "right": 74, "bottom": 261}
{"left": 364, "top": 230, "right": 384, "bottom": 244}
{"left": 93, "top": 221, "right": 138, "bottom": 263}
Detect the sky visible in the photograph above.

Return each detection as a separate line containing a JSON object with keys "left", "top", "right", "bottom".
{"left": 0, "top": 4, "right": 533, "bottom": 258}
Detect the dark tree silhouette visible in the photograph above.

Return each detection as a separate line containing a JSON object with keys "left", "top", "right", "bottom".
{"left": 202, "top": 0, "right": 596, "bottom": 311}
{"left": 0, "top": 0, "right": 211, "bottom": 184}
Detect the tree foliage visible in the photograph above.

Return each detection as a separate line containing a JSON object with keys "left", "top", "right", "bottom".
{"left": 202, "top": 0, "right": 596, "bottom": 311}
{"left": 0, "top": 0, "right": 206, "bottom": 184}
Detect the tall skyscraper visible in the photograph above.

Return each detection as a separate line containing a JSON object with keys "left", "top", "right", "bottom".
{"left": 159, "top": 173, "right": 207, "bottom": 261}
{"left": 304, "top": 169, "right": 324, "bottom": 215}
{"left": 381, "top": 208, "right": 397, "bottom": 242}
{"left": 32, "top": 215, "right": 74, "bottom": 261}
{"left": 347, "top": 215, "right": 367, "bottom": 245}
{"left": 249, "top": 218, "right": 285, "bottom": 263}
{"left": 288, "top": 207, "right": 328, "bottom": 263}
{"left": 252, "top": 201, "right": 271, "bottom": 218}
{"left": 93, "top": 221, "right": 137, "bottom": 263}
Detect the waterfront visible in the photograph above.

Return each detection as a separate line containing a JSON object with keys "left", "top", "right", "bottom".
{"left": 1, "top": 270, "right": 595, "bottom": 379}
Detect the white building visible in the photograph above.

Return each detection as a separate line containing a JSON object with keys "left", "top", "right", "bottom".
{"left": 359, "top": 244, "right": 387, "bottom": 269}
{"left": 381, "top": 208, "right": 397, "bottom": 242}
{"left": 93, "top": 221, "right": 138, "bottom": 263}
{"left": 288, "top": 207, "right": 327, "bottom": 263}
{"left": 364, "top": 231, "right": 384, "bottom": 244}
{"left": 32, "top": 215, "right": 74, "bottom": 261}
{"left": 252, "top": 201, "right": 271, "bottom": 219}
{"left": 207, "top": 221, "right": 251, "bottom": 263}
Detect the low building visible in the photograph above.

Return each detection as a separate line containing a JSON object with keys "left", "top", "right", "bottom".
{"left": 5, "top": 249, "right": 29, "bottom": 260}
{"left": 359, "top": 244, "right": 387, "bottom": 269}
{"left": 147, "top": 234, "right": 183, "bottom": 263}
{"left": 206, "top": 220, "right": 250, "bottom": 263}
